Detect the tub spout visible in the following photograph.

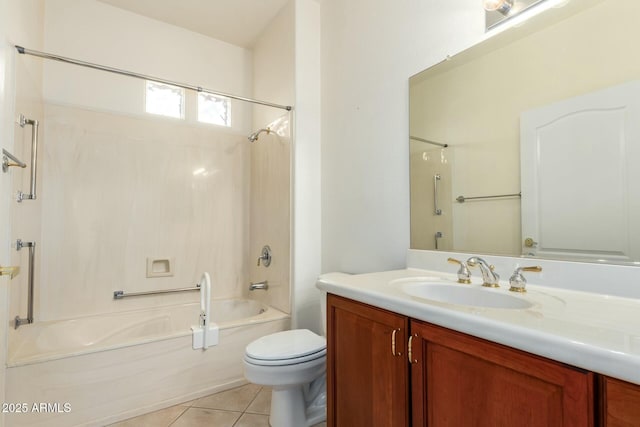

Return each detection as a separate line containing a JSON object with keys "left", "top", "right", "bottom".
{"left": 249, "top": 281, "right": 268, "bottom": 291}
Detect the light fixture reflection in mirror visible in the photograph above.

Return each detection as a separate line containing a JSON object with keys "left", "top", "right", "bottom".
{"left": 483, "top": 0, "right": 514, "bottom": 15}
{"left": 485, "top": 0, "right": 548, "bottom": 30}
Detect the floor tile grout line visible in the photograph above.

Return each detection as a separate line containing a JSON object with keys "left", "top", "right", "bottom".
{"left": 243, "top": 385, "right": 266, "bottom": 413}
{"left": 169, "top": 407, "right": 245, "bottom": 427}
{"left": 235, "top": 385, "right": 267, "bottom": 427}
{"left": 231, "top": 410, "right": 270, "bottom": 427}
{"left": 167, "top": 405, "right": 189, "bottom": 427}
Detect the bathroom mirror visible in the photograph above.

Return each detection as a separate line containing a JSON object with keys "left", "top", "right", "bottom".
{"left": 409, "top": 0, "right": 640, "bottom": 265}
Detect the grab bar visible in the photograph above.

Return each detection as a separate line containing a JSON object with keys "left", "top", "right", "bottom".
{"left": 433, "top": 174, "right": 442, "bottom": 215}
{"left": 17, "top": 114, "right": 39, "bottom": 202}
{"left": 456, "top": 192, "right": 521, "bottom": 203}
{"left": 434, "top": 231, "right": 443, "bottom": 250}
{"left": 2, "top": 148, "right": 27, "bottom": 172}
{"left": 113, "top": 284, "right": 201, "bottom": 299}
{"left": 410, "top": 135, "right": 448, "bottom": 148}
{"left": 14, "top": 239, "right": 35, "bottom": 329}
{"left": 199, "top": 272, "right": 212, "bottom": 349}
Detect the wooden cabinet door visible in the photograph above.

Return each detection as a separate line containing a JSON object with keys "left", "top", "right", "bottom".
{"left": 602, "top": 376, "right": 640, "bottom": 426}
{"left": 409, "top": 320, "right": 594, "bottom": 427}
{"left": 327, "top": 294, "right": 409, "bottom": 427}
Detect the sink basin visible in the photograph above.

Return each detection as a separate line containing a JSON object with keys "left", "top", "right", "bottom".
{"left": 401, "top": 282, "right": 534, "bottom": 309}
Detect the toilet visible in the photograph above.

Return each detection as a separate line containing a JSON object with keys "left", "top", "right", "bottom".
{"left": 243, "top": 328, "right": 327, "bottom": 427}
{"left": 244, "top": 291, "right": 328, "bottom": 426}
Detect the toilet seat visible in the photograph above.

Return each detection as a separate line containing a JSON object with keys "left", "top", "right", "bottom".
{"left": 245, "top": 329, "right": 326, "bottom": 366}
{"left": 245, "top": 348, "right": 326, "bottom": 366}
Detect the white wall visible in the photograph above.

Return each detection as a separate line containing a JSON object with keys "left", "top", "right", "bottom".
{"left": 320, "top": 0, "right": 484, "bottom": 273}
{"left": 292, "top": 0, "right": 322, "bottom": 332}
{"left": 252, "top": 0, "right": 295, "bottom": 128}
{"left": 42, "top": 0, "right": 253, "bottom": 134}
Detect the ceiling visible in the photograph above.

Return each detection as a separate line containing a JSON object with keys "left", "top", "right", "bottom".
{"left": 97, "top": 0, "right": 290, "bottom": 48}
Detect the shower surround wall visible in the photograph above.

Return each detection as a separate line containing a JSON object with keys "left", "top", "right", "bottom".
{"left": 4, "top": 0, "right": 293, "bottom": 322}
{"left": 39, "top": 103, "right": 251, "bottom": 319}
{"left": 249, "top": 1, "right": 295, "bottom": 316}
{"left": 7, "top": 0, "right": 45, "bottom": 331}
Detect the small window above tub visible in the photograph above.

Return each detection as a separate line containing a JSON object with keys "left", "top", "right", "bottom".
{"left": 145, "top": 81, "right": 185, "bottom": 119}
{"left": 197, "top": 92, "right": 231, "bottom": 127}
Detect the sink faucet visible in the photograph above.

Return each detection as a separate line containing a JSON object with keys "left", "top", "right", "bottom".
{"left": 466, "top": 257, "right": 500, "bottom": 287}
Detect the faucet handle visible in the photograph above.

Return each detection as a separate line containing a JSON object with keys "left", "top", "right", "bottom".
{"left": 509, "top": 266, "right": 542, "bottom": 293}
{"left": 447, "top": 258, "right": 471, "bottom": 284}
{"left": 257, "top": 245, "right": 272, "bottom": 267}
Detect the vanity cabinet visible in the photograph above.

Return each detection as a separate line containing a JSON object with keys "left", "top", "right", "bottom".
{"left": 327, "top": 294, "right": 596, "bottom": 427}
{"left": 327, "top": 294, "right": 410, "bottom": 426}
{"left": 601, "top": 376, "right": 640, "bottom": 426}
{"left": 409, "top": 319, "right": 594, "bottom": 426}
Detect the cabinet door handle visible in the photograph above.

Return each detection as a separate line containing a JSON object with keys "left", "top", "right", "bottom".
{"left": 391, "top": 328, "right": 402, "bottom": 356}
{"left": 408, "top": 333, "right": 418, "bottom": 364}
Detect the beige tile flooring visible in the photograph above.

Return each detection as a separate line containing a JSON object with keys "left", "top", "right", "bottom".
{"left": 108, "top": 383, "right": 327, "bottom": 427}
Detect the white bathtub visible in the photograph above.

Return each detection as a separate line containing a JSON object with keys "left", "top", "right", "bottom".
{"left": 5, "top": 299, "right": 290, "bottom": 426}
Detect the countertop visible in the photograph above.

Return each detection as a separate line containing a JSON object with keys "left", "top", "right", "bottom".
{"left": 316, "top": 268, "right": 640, "bottom": 385}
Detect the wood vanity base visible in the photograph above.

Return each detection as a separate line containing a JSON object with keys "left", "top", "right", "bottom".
{"left": 327, "top": 294, "right": 607, "bottom": 427}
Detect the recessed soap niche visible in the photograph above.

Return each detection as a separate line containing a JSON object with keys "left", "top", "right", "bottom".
{"left": 146, "top": 257, "right": 175, "bottom": 278}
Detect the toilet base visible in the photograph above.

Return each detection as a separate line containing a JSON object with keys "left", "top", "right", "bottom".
{"left": 269, "top": 377, "right": 326, "bottom": 427}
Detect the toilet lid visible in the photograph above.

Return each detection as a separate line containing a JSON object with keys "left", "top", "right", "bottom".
{"left": 246, "top": 329, "right": 326, "bottom": 361}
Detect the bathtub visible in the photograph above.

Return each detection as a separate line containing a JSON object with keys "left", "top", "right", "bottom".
{"left": 4, "top": 299, "right": 290, "bottom": 427}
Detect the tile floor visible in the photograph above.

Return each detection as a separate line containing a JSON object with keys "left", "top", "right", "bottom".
{"left": 108, "top": 383, "right": 327, "bottom": 427}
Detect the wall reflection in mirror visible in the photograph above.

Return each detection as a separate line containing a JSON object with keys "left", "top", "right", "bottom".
{"left": 409, "top": 0, "right": 640, "bottom": 265}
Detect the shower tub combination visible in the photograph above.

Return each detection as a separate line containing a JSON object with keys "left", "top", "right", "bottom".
{"left": 4, "top": 298, "right": 289, "bottom": 426}
{"left": 4, "top": 46, "right": 293, "bottom": 427}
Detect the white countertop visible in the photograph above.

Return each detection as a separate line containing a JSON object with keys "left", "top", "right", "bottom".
{"left": 316, "top": 268, "right": 640, "bottom": 385}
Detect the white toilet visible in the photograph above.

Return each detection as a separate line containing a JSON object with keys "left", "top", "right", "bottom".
{"left": 244, "top": 290, "right": 328, "bottom": 426}
{"left": 243, "top": 328, "right": 327, "bottom": 426}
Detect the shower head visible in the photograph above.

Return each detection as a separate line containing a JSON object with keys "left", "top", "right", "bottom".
{"left": 248, "top": 128, "right": 271, "bottom": 142}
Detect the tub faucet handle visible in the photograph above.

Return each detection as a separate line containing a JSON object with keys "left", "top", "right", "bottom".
{"left": 447, "top": 258, "right": 471, "bottom": 284}
{"left": 257, "top": 245, "right": 272, "bottom": 267}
